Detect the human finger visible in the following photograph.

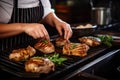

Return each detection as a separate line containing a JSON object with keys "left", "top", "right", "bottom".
{"left": 40, "top": 26, "right": 50, "bottom": 40}
{"left": 64, "top": 24, "right": 72, "bottom": 40}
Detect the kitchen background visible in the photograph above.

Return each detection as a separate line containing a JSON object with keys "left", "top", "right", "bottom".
{"left": 47, "top": 0, "right": 120, "bottom": 37}
{"left": 0, "top": 0, "right": 120, "bottom": 80}
{"left": 50, "top": 0, "right": 120, "bottom": 24}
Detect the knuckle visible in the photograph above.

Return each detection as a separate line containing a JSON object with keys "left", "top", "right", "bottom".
{"left": 40, "top": 35, "right": 44, "bottom": 38}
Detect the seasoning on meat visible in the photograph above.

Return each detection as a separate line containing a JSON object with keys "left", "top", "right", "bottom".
{"left": 34, "top": 38, "right": 55, "bottom": 54}
{"left": 55, "top": 37, "right": 69, "bottom": 47}
{"left": 63, "top": 43, "right": 89, "bottom": 57}
{"left": 9, "top": 45, "right": 36, "bottom": 62}
{"left": 78, "top": 36, "right": 101, "bottom": 47}
{"left": 25, "top": 57, "right": 55, "bottom": 73}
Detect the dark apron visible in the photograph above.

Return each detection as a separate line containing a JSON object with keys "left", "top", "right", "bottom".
{"left": 0, "top": 0, "right": 44, "bottom": 51}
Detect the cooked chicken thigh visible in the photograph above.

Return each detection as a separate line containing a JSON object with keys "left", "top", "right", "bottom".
{"left": 25, "top": 57, "right": 55, "bottom": 73}
{"left": 34, "top": 39, "right": 55, "bottom": 54}
{"left": 78, "top": 36, "right": 101, "bottom": 47}
{"left": 55, "top": 37, "right": 68, "bottom": 47}
{"left": 63, "top": 43, "right": 89, "bottom": 57}
{"left": 9, "top": 45, "right": 36, "bottom": 62}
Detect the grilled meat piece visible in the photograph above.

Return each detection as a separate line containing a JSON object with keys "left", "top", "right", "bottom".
{"left": 25, "top": 57, "right": 55, "bottom": 73}
{"left": 78, "top": 36, "right": 101, "bottom": 47}
{"left": 63, "top": 43, "right": 89, "bottom": 57}
{"left": 55, "top": 37, "right": 68, "bottom": 47}
{"left": 9, "top": 45, "right": 36, "bottom": 62}
{"left": 34, "top": 39, "right": 55, "bottom": 54}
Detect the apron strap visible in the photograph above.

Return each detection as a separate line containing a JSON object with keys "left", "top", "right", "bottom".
{"left": 13, "top": 0, "right": 18, "bottom": 22}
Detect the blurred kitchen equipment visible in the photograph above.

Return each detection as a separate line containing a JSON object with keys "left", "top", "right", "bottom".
{"left": 71, "top": 23, "right": 97, "bottom": 37}
{"left": 91, "top": 7, "right": 111, "bottom": 25}
{"left": 111, "top": 0, "right": 120, "bottom": 23}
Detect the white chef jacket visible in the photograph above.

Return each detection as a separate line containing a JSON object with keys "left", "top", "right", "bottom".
{"left": 0, "top": 0, "right": 54, "bottom": 23}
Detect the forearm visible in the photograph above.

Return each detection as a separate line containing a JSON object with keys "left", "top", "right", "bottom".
{"left": 0, "top": 23, "right": 26, "bottom": 38}
{"left": 0, "top": 31, "right": 22, "bottom": 38}
{"left": 0, "top": 23, "right": 24, "bottom": 33}
{"left": 0, "top": 23, "right": 51, "bottom": 39}
{"left": 42, "top": 12, "right": 63, "bottom": 27}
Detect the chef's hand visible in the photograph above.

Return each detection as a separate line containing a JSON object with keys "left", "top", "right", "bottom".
{"left": 23, "top": 23, "right": 50, "bottom": 40}
{"left": 55, "top": 21, "right": 72, "bottom": 40}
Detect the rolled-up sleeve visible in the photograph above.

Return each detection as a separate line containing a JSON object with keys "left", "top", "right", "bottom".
{"left": 0, "top": 0, "right": 13, "bottom": 23}
{"left": 41, "top": 0, "right": 55, "bottom": 18}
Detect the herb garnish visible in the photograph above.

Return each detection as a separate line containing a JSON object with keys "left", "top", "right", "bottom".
{"left": 71, "top": 43, "right": 77, "bottom": 49}
{"left": 44, "top": 52, "right": 67, "bottom": 66}
{"left": 43, "top": 39, "right": 48, "bottom": 44}
{"left": 98, "top": 35, "right": 113, "bottom": 47}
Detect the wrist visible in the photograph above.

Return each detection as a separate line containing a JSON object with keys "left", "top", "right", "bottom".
{"left": 17, "top": 23, "right": 28, "bottom": 32}
{"left": 53, "top": 17, "right": 63, "bottom": 27}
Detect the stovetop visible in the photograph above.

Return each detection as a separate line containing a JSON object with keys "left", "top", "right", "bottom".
{"left": 98, "top": 22, "right": 120, "bottom": 32}
{"left": 0, "top": 22, "right": 119, "bottom": 80}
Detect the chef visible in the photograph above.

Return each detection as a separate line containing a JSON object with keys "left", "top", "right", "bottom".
{"left": 0, "top": 0, "right": 72, "bottom": 50}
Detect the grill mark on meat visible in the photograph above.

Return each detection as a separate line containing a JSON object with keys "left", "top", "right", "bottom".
{"left": 34, "top": 39, "right": 55, "bottom": 54}
{"left": 25, "top": 57, "right": 55, "bottom": 73}
{"left": 9, "top": 46, "right": 36, "bottom": 62}
{"left": 63, "top": 43, "right": 89, "bottom": 57}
